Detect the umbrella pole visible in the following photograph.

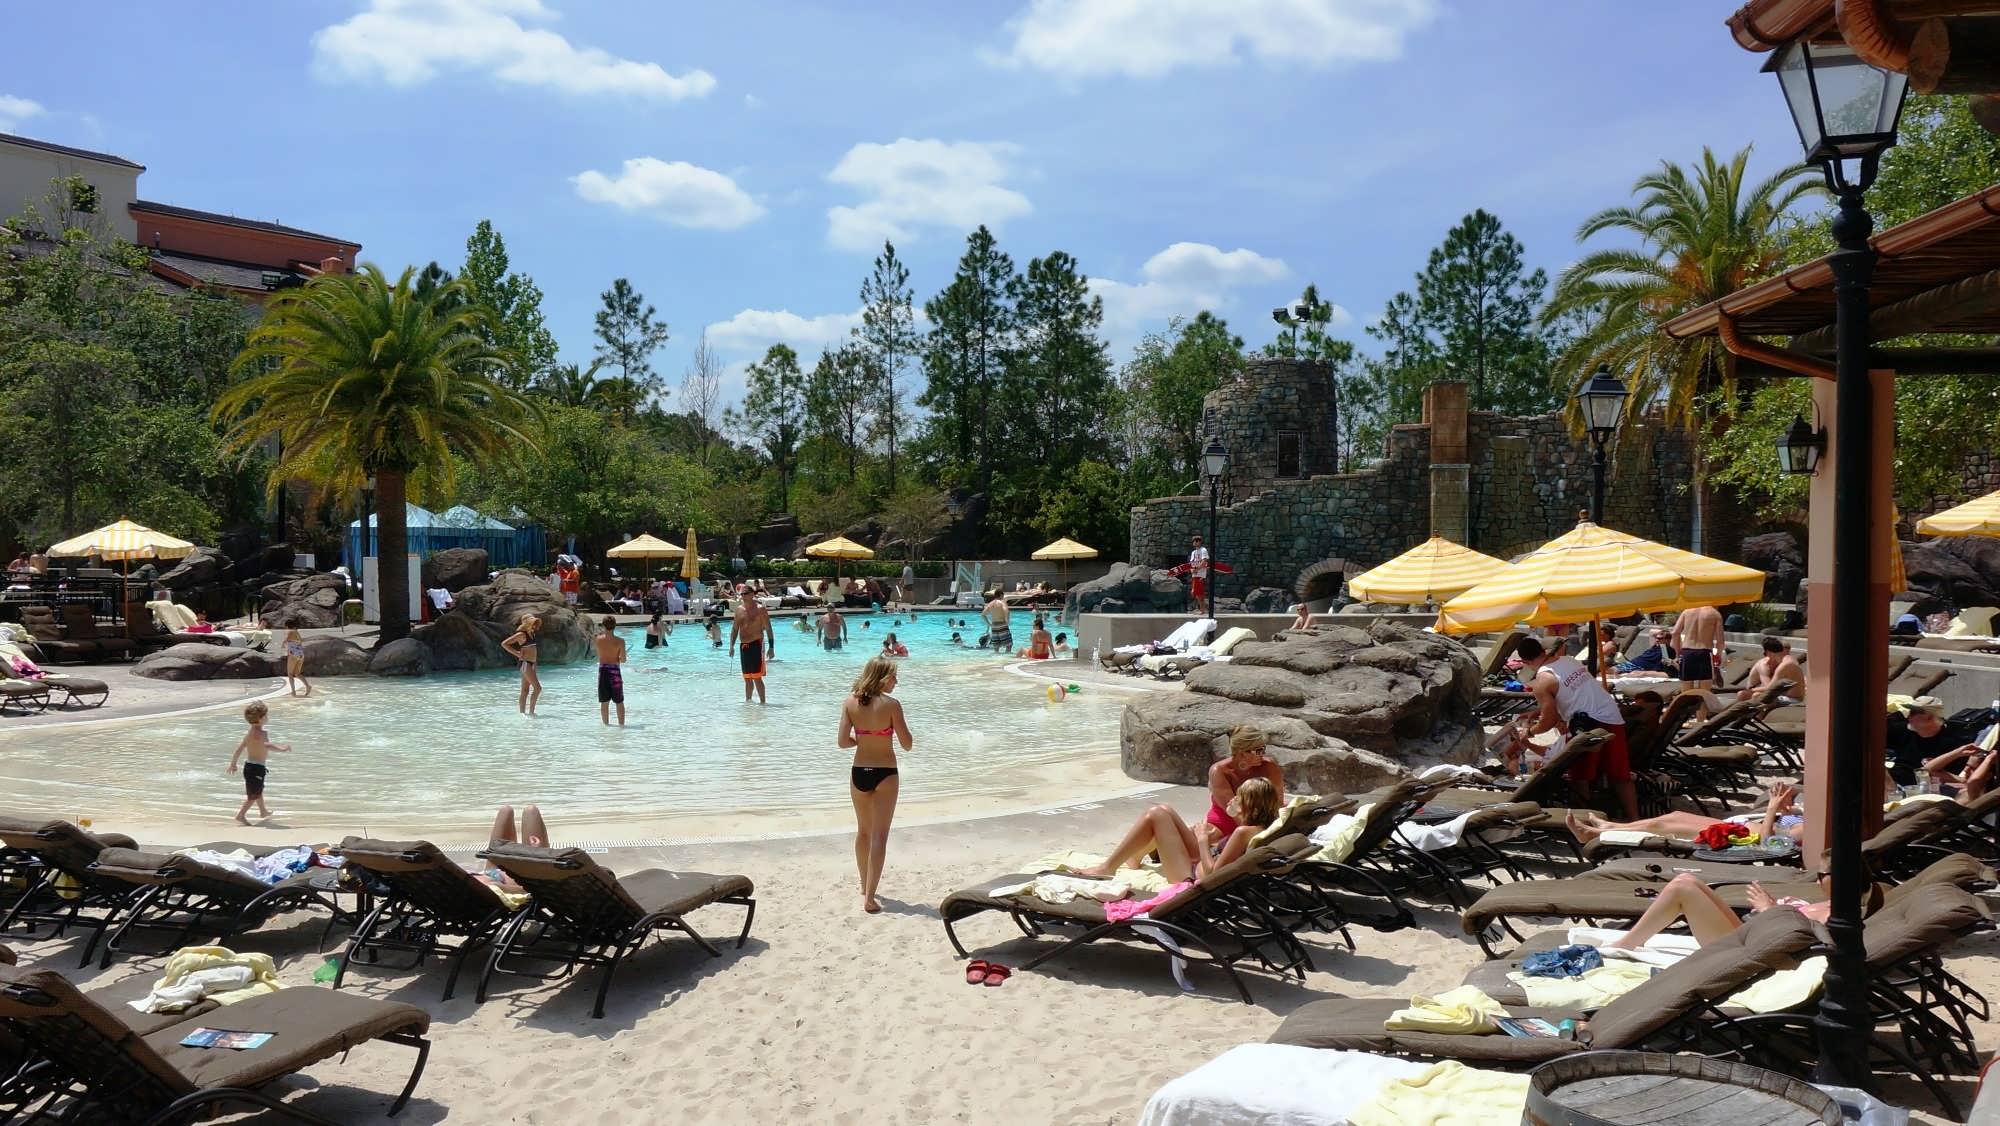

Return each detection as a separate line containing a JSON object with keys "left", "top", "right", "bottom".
{"left": 1593, "top": 614, "right": 1606, "bottom": 688}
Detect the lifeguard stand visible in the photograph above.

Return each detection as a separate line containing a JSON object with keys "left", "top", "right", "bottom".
{"left": 951, "top": 562, "right": 984, "bottom": 608}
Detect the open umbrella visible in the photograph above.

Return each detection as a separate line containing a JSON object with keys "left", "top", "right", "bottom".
{"left": 1436, "top": 521, "right": 1765, "bottom": 681}
{"left": 806, "top": 535, "right": 874, "bottom": 584}
{"left": 1346, "top": 536, "right": 1512, "bottom": 606}
{"left": 1914, "top": 489, "right": 2000, "bottom": 537}
{"left": 605, "top": 533, "right": 684, "bottom": 580}
{"left": 1031, "top": 537, "right": 1097, "bottom": 600}
{"left": 47, "top": 518, "right": 196, "bottom": 637}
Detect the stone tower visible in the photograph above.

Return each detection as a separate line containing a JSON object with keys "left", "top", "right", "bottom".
{"left": 1201, "top": 357, "right": 1337, "bottom": 498}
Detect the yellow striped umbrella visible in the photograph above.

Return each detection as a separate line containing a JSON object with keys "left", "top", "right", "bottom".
{"left": 1031, "top": 537, "right": 1098, "bottom": 561}
{"left": 1914, "top": 489, "right": 2000, "bottom": 537}
{"left": 681, "top": 527, "right": 701, "bottom": 581}
{"left": 806, "top": 535, "right": 874, "bottom": 581}
{"left": 1346, "top": 536, "right": 1512, "bottom": 605}
{"left": 47, "top": 518, "right": 194, "bottom": 562}
{"left": 1436, "top": 520, "right": 1765, "bottom": 635}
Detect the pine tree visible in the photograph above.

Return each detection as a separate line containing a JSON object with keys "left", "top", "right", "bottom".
{"left": 806, "top": 343, "right": 872, "bottom": 481}
{"left": 727, "top": 344, "right": 806, "bottom": 511}
{"left": 592, "top": 278, "right": 671, "bottom": 405}
{"left": 1413, "top": 210, "right": 1554, "bottom": 414}
{"left": 1005, "top": 250, "right": 1113, "bottom": 477}
{"left": 460, "top": 220, "right": 558, "bottom": 391}
{"left": 919, "top": 226, "right": 1015, "bottom": 491}
{"left": 856, "top": 241, "right": 917, "bottom": 491}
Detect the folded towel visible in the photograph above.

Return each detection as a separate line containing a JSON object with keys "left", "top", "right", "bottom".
{"left": 1138, "top": 1045, "right": 1431, "bottom": 1126}
{"left": 1349, "top": 1059, "right": 1532, "bottom": 1126}
{"left": 131, "top": 946, "right": 282, "bottom": 1013}
{"left": 1383, "top": 985, "right": 1509, "bottom": 1034}
{"left": 1594, "top": 829, "right": 1656, "bottom": 846}
{"left": 1026, "top": 850, "right": 1171, "bottom": 894}
{"left": 1725, "top": 955, "right": 1826, "bottom": 1013}
{"left": 1307, "top": 804, "right": 1373, "bottom": 864}
{"left": 1507, "top": 961, "right": 1655, "bottom": 1009}
{"left": 988, "top": 873, "right": 1132, "bottom": 905}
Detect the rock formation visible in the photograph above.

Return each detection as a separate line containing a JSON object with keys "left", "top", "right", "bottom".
{"left": 1739, "top": 532, "right": 1804, "bottom": 603}
{"left": 421, "top": 548, "right": 489, "bottom": 593}
{"left": 1902, "top": 536, "right": 2000, "bottom": 611}
{"left": 1065, "top": 562, "right": 1190, "bottom": 618}
{"left": 368, "top": 637, "right": 433, "bottom": 676}
{"left": 259, "top": 574, "right": 349, "bottom": 629}
{"left": 133, "top": 643, "right": 282, "bottom": 681}
{"left": 414, "top": 571, "right": 592, "bottom": 670}
{"left": 1121, "top": 622, "right": 1483, "bottom": 795}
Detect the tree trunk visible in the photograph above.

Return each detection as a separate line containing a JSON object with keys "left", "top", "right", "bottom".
{"left": 376, "top": 470, "right": 411, "bottom": 645}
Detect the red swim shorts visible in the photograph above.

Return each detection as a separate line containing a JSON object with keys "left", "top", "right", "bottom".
{"left": 1564, "top": 722, "right": 1630, "bottom": 783}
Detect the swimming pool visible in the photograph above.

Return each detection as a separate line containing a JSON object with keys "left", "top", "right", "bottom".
{"left": 1, "top": 611, "right": 1136, "bottom": 841}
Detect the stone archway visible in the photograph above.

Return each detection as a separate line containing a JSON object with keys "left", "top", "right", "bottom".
{"left": 1293, "top": 557, "right": 1349, "bottom": 604}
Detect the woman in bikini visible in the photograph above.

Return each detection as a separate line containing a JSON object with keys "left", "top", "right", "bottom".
{"left": 1205, "top": 726, "right": 1285, "bottom": 849}
{"left": 501, "top": 615, "right": 543, "bottom": 715}
{"left": 1565, "top": 780, "right": 1806, "bottom": 847}
{"left": 1075, "top": 777, "right": 1281, "bottom": 883}
{"left": 838, "top": 655, "right": 913, "bottom": 914}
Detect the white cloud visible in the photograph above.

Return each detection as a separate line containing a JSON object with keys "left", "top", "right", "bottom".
{"left": 825, "top": 138, "right": 1030, "bottom": 252}
{"left": 705, "top": 307, "right": 863, "bottom": 357}
{"left": 312, "top": 0, "right": 716, "bottom": 100}
{"left": 1090, "top": 243, "right": 1317, "bottom": 338}
{"left": 571, "top": 158, "right": 764, "bottom": 229}
{"left": 0, "top": 94, "right": 45, "bottom": 132}
{"left": 992, "top": 0, "right": 1436, "bottom": 78}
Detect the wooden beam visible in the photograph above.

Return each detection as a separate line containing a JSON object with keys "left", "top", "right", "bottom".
{"left": 1740, "top": 347, "right": 2000, "bottom": 376}
{"left": 1787, "top": 268, "right": 2000, "bottom": 353}
{"left": 1908, "top": 15, "right": 2000, "bottom": 92}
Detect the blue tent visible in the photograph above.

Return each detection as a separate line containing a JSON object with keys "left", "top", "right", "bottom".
{"left": 346, "top": 503, "right": 546, "bottom": 571}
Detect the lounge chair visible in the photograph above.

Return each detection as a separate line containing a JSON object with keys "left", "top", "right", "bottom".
{"left": 14, "top": 607, "right": 92, "bottom": 665}
{"left": 1269, "top": 907, "right": 1820, "bottom": 1063}
{"left": 941, "top": 834, "right": 1318, "bottom": 1003}
{"left": 475, "top": 843, "right": 756, "bottom": 1018}
{"left": 86, "top": 847, "right": 341, "bottom": 969}
{"left": 1276, "top": 780, "right": 1446, "bottom": 933}
{"left": 1139, "top": 626, "right": 1258, "bottom": 678}
{"left": 27, "top": 674, "right": 110, "bottom": 710}
{"left": 0, "top": 816, "right": 149, "bottom": 966}
{"left": 0, "top": 680, "right": 50, "bottom": 715}
{"left": 330, "top": 837, "right": 516, "bottom": 1002}
{"left": 56, "top": 603, "right": 135, "bottom": 661}
{"left": 0, "top": 960, "right": 431, "bottom": 1123}
{"left": 1100, "top": 618, "right": 1215, "bottom": 672}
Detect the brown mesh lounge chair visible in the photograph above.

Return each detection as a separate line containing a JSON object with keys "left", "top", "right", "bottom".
{"left": 0, "top": 960, "right": 431, "bottom": 1124}
{"left": 331, "top": 837, "right": 516, "bottom": 1002}
{"left": 31, "top": 674, "right": 110, "bottom": 710}
{"left": 86, "top": 847, "right": 341, "bottom": 969}
{"left": 0, "top": 680, "right": 51, "bottom": 716}
{"left": 0, "top": 816, "right": 148, "bottom": 966}
{"left": 940, "top": 834, "right": 1318, "bottom": 1003}
{"left": 1269, "top": 907, "right": 1820, "bottom": 1063}
{"left": 56, "top": 604, "right": 135, "bottom": 662}
{"left": 15, "top": 607, "right": 91, "bottom": 665}
{"left": 1280, "top": 779, "right": 1447, "bottom": 932}
{"left": 475, "top": 843, "right": 756, "bottom": 1018}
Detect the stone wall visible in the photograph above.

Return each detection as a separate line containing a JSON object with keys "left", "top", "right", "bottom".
{"left": 1204, "top": 357, "right": 1338, "bottom": 498}
{"left": 1130, "top": 377, "right": 1699, "bottom": 597}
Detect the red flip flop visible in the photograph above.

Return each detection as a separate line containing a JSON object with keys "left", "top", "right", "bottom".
{"left": 982, "top": 963, "right": 1012, "bottom": 987}
{"left": 963, "top": 960, "right": 991, "bottom": 985}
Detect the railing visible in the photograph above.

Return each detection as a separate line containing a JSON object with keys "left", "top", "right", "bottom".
{"left": 0, "top": 572, "right": 133, "bottom": 623}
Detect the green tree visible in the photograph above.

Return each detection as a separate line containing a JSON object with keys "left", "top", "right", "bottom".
{"left": 1003, "top": 250, "right": 1115, "bottom": 491}
{"left": 1412, "top": 210, "right": 1555, "bottom": 414}
{"left": 919, "top": 226, "right": 1016, "bottom": 491}
{"left": 536, "top": 360, "right": 604, "bottom": 407}
{"left": 805, "top": 343, "right": 873, "bottom": 482}
{"left": 1031, "top": 459, "right": 1131, "bottom": 557}
{"left": 215, "top": 264, "right": 537, "bottom": 643}
{"left": 857, "top": 241, "right": 918, "bottom": 491}
{"left": 486, "top": 403, "right": 712, "bottom": 561}
{"left": 1348, "top": 290, "right": 1434, "bottom": 462}
{"left": 592, "top": 277, "right": 671, "bottom": 403}
{"left": 459, "top": 220, "right": 558, "bottom": 391}
{"left": 1268, "top": 283, "right": 1355, "bottom": 367}
{"left": 727, "top": 344, "right": 807, "bottom": 512}
{"left": 1121, "top": 312, "right": 1243, "bottom": 493}
{"left": 878, "top": 486, "right": 949, "bottom": 560}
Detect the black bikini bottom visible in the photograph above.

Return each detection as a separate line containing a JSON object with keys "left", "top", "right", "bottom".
{"left": 851, "top": 766, "right": 899, "bottom": 793}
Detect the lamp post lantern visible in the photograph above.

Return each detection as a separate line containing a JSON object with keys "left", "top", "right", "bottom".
{"left": 1201, "top": 437, "right": 1230, "bottom": 624}
{"left": 1766, "top": 33, "right": 1908, "bottom": 1092}
{"left": 1775, "top": 414, "right": 1825, "bottom": 476}
{"left": 1573, "top": 365, "right": 1628, "bottom": 676}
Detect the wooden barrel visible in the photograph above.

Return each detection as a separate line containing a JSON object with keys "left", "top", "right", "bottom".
{"left": 1524, "top": 1051, "right": 1840, "bottom": 1126}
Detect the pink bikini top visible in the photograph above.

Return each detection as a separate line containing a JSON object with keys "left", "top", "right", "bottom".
{"left": 853, "top": 726, "right": 894, "bottom": 738}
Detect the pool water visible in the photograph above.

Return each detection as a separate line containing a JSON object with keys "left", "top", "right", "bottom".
{"left": 1, "top": 611, "right": 1128, "bottom": 837}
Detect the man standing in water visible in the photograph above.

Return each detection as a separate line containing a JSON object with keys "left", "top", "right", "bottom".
{"left": 594, "top": 615, "right": 628, "bottom": 726}
{"left": 984, "top": 589, "right": 1013, "bottom": 657}
{"left": 730, "top": 591, "right": 775, "bottom": 704}
{"left": 819, "top": 604, "right": 848, "bottom": 651}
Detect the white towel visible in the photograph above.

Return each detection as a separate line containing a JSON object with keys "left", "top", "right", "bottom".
{"left": 1568, "top": 926, "right": 1700, "bottom": 968}
{"left": 1140, "top": 1045, "right": 1429, "bottom": 1126}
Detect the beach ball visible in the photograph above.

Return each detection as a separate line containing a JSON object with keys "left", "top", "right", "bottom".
{"left": 1047, "top": 683, "right": 1066, "bottom": 702}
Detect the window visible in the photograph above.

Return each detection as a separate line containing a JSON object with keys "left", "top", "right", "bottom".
{"left": 68, "top": 181, "right": 98, "bottom": 214}
{"left": 1277, "top": 430, "right": 1303, "bottom": 478}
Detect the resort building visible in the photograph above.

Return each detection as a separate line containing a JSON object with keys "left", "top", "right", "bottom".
{"left": 0, "top": 131, "right": 359, "bottom": 298}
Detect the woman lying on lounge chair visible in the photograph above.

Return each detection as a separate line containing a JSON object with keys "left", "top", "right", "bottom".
{"left": 1601, "top": 870, "right": 1829, "bottom": 950}
{"left": 1074, "top": 779, "right": 1280, "bottom": 882}
{"left": 1563, "top": 781, "right": 1808, "bottom": 846}
{"left": 474, "top": 804, "right": 552, "bottom": 894}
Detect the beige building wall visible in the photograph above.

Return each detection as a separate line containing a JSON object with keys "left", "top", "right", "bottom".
{"left": 0, "top": 136, "right": 140, "bottom": 240}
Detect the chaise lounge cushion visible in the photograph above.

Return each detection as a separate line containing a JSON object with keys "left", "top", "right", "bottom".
{"left": 144, "top": 985, "right": 430, "bottom": 1090}
{"left": 1268, "top": 996, "right": 1585, "bottom": 1061}
{"left": 1460, "top": 868, "right": 1827, "bottom": 938}
{"left": 481, "top": 843, "right": 753, "bottom": 926}
{"left": 0, "top": 815, "right": 140, "bottom": 869}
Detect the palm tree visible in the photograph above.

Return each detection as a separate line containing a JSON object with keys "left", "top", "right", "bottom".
{"left": 214, "top": 264, "right": 537, "bottom": 644}
{"left": 1543, "top": 146, "right": 1821, "bottom": 550}
{"left": 536, "top": 360, "right": 603, "bottom": 407}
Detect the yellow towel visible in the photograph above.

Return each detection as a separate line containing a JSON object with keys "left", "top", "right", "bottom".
{"left": 152, "top": 946, "right": 282, "bottom": 1007}
{"left": 1252, "top": 793, "right": 1323, "bottom": 846}
{"left": 1025, "top": 850, "right": 1171, "bottom": 894}
{"left": 1307, "top": 803, "right": 1374, "bottom": 865}
{"left": 1723, "top": 956, "right": 1826, "bottom": 1014}
{"left": 1883, "top": 792, "right": 1956, "bottom": 814}
{"left": 1383, "top": 985, "right": 1509, "bottom": 1034}
{"left": 1349, "top": 1059, "right": 1533, "bottom": 1126}
{"left": 1507, "top": 960, "right": 1655, "bottom": 1009}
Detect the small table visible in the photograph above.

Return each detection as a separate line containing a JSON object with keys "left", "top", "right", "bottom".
{"left": 306, "top": 867, "right": 373, "bottom": 945}
{"left": 1690, "top": 839, "right": 1799, "bottom": 865}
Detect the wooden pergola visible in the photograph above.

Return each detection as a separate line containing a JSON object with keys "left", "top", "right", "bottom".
{"left": 1728, "top": 0, "right": 2000, "bottom": 134}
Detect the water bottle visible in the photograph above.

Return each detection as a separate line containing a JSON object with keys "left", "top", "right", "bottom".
{"left": 1091, "top": 643, "right": 1100, "bottom": 666}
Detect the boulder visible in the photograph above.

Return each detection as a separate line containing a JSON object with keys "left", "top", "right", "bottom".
{"left": 427, "top": 572, "right": 593, "bottom": 668}
{"left": 1902, "top": 536, "right": 2000, "bottom": 610}
{"left": 1243, "top": 587, "right": 1291, "bottom": 615}
{"left": 368, "top": 637, "right": 433, "bottom": 676}
{"left": 258, "top": 573, "right": 349, "bottom": 629}
{"left": 1121, "top": 622, "right": 1484, "bottom": 795}
{"left": 1066, "top": 562, "right": 1190, "bottom": 618}
{"left": 133, "top": 642, "right": 282, "bottom": 681}
{"left": 421, "top": 547, "right": 489, "bottom": 593}
{"left": 301, "top": 636, "right": 369, "bottom": 677}
{"left": 233, "top": 543, "right": 295, "bottom": 583}
{"left": 1740, "top": 532, "right": 1804, "bottom": 603}
{"left": 157, "top": 547, "right": 232, "bottom": 591}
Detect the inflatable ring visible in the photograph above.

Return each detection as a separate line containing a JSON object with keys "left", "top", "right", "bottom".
{"left": 1046, "top": 683, "right": 1067, "bottom": 702}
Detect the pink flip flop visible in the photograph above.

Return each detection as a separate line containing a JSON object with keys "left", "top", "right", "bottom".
{"left": 981, "top": 963, "right": 1012, "bottom": 987}
{"left": 963, "top": 960, "right": 991, "bottom": 985}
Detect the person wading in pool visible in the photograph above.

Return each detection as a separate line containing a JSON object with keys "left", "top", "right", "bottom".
{"left": 820, "top": 604, "right": 848, "bottom": 651}
{"left": 839, "top": 655, "right": 913, "bottom": 914}
{"left": 501, "top": 615, "right": 543, "bottom": 716}
{"left": 983, "top": 589, "right": 1013, "bottom": 656}
{"left": 594, "top": 615, "right": 628, "bottom": 727}
{"left": 729, "top": 590, "right": 776, "bottom": 704}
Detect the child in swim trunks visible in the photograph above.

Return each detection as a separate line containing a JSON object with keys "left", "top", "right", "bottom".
{"left": 227, "top": 700, "right": 290, "bottom": 825}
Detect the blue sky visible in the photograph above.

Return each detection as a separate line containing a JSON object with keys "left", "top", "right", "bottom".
{"left": 1, "top": 1, "right": 1806, "bottom": 404}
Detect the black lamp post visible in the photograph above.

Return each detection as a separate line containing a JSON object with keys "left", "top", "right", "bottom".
{"left": 1201, "top": 437, "right": 1230, "bottom": 624}
{"left": 1766, "top": 34, "right": 1908, "bottom": 1091}
{"left": 1574, "top": 364, "right": 1628, "bottom": 675}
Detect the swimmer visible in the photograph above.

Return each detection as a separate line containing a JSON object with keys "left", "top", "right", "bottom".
{"left": 950, "top": 632, "right": 964, "bottom": 646}
{"left": 1053, "top": 632, "right": 1071, "bottom": 655}
{"left": 882, "top": 632, "right": 908, "bottom": 657}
